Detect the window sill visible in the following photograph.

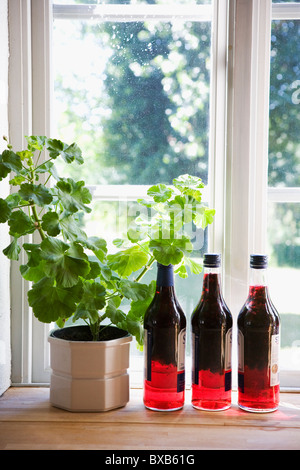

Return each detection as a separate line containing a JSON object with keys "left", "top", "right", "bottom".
{"left": 0, "top": 387, "right": 300, "bottom": 450}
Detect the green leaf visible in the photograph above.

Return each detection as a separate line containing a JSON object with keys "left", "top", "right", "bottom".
{"left": 18, "top": 183, "right": 53, "bottom": 206}
{"left": 0, "top": 198, "right": 11, "bottom": 223}
{"left": 107, "top": 245, "right": 149, "bottom": 278}
{"left": 194, "top": 207, "right": 216, "bottom": 229}
{"left": 124, "top": 280, "right": 156, "bottom": 346}
{"left": 149, "top": 237, "right": 192, "bottom": 266}
{"left": 56, "top": 178, "right": 92, "bottom": 213}
{"left": 8, "top": 210, "right": 35, "bottom": 237}
{"left": 184, "top": 256, "right": 203, "bottom": 275}
{"left": 127, "top": 221, "right": 148, "bottom": 243}
{"left": 28, "top": 277, "right": 82, "bottom": 323}
{"left": 83, "top": 236, "right": 107, "bottom": 262}
{"left": 40, "top": 237, "right": 90, "bottom": 287}
{"left": 149, "top": 239, "right": 184, "bottom": 266}
{"left": 3, "top": 237, "right": 21, "bottom": 260}
{"left": 0, "top": 150, "right": 22, "bottom": 180}
{"left": 85, "top": 260, "right": 101, "bottom": 280}
{"left": 9, "top": 175, "right": 26, "bottom": 186}
{"left": 46, "top": 139, "right": 84, "bottom": 165}
{"left": 26, "top": 135, "right": 47, "bottom": 151}
{"left": 119, "top": 279, "right": 152, "bottom": 302}
{"left": 23, "top": 243, "right": 42, "bottom": 267}
{"left": 147, "top": 183, "right": 173, "bottom": 203}
{"left": 174, "top": 264, "right": 188, "bottom": 278}
{"left": 173, "top": 174, "right": 205, "bottom": 202}
{"left": 35, "top": 160, "right": 54, "bottom": 174}
{"left": 59, "top": 214, "right": 87, "bottom": 241}
{"left": 105, "top": 297, "right": 126, "bottom": 325}
{"left": 5, "top": 193, "right": 24, "bottom": 209}
{"left": 41, "top": 212, "right": 61, "bottom": 236}
{"left": 20, "top": 262, "right": 46, "bottom": 282}
{"left": 73, "top": 280, "right": 106, "bottom": 323}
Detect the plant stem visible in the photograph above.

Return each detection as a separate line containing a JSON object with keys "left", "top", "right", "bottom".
{"left": 135, "top": 255, "right": 155, "bottom": 283}
{"left": 31, "top": 203, "right": 46, "bottom": 241}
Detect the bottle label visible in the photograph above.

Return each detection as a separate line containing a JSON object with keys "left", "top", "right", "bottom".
{"left": 238, "top": 330, "right": 280, "bottom": 389}
{"left": 177, "top": 328, "right": 186, "bottom": 372}
{"left": 270, "top": 334, "right": 280, "bottom": 387}
{"left": 177, "top": 329, "right": 186, "bottom": 393}
{"left": 225, "top": 328, "right": 232, "bottom": 391}
{"left": 238, "top": 330, "right": 244, "bottom": 392}
{"left": 192, "top": 333, "right": 199, "bottom": 385}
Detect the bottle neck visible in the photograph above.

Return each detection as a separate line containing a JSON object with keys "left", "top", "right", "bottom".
{"left": 156, "top": 263, "right": 175, "bottom": 293}
{"left": 248, "top": 267, "right": 269, "bottom": 301}
{"left": 201, "top": 267, "right": 222, "bottom": 298}
{"left": 249, "top": 267, "right": 268, "bottom": 287}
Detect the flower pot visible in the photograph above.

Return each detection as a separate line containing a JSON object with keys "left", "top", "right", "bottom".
{"left": 48, "top": 325, "right": 132, "bottom": 412}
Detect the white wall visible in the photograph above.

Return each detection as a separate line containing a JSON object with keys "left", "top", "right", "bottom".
{"left": 0, "top": 0, "right": 11, "bottom": 396}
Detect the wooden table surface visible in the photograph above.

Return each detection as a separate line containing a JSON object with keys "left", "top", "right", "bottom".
{"left": 0, "top": 387, "right": 300, "bottom": 450}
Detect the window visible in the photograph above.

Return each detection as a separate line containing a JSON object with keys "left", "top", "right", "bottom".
{"left": 7, "top": 0, "right": 300, "bottom": 389}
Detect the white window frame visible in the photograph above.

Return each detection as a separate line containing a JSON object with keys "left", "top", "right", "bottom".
{"left": 7, "top": 0, "right": 300, "bottom": 389}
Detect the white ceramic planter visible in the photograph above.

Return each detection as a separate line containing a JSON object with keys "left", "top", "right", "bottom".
{"left": 48, "top": 326, "right": 132, "bottom": 412}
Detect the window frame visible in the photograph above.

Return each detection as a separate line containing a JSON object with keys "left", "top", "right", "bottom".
{"left": 7, "top": 0, "right": 300, "bottom": 389}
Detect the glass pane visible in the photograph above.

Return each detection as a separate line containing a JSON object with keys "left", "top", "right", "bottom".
{"left": 267, "top": 202, "right": 300, "bottom": 371}
{"left": 52, "top": 6, "right": 213, "bottom": 382}
{"left": 268, "top": 16, "right": 300, "bottom": 377}
{"left": 52, "top": 17, "right": 211, "bottom": 185}
{"left": 268, "top": 19, "right": 300, "bottom": 187}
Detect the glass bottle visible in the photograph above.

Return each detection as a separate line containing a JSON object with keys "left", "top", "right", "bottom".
{"left": 238, "top": 254, "right": 280, "bottom": 412}
{"left": 143, "top": 263, "right": 186, "bottom": 411}
{"left": 191, "top": 253, "right": 232, "bottom": 411}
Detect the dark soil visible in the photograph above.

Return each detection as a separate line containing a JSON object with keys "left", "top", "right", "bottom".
{"left": 50, "top": 325, "right": 129, "bottom": 342}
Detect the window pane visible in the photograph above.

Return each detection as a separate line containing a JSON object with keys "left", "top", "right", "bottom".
{"left": 52, "top": 8, "right": 213, "bottom": 382}
{"left": 268, "top": 15, "right": 300, "bottom": 378}
{"left": 267, "top": 202, "right": 300, "bottom": 371}
{"left": 53, "top": 16, "right": 211, "bottom": 185}
{"left": 269, "top": 19, "right": 300, "bottom": 187}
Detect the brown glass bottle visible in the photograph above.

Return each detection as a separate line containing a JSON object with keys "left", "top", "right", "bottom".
{"left": 143, "top": 263, "right": 186, "bottom": 411}
{"left": 191, "top": 254, "right": 232, "bottom": 411}
{"left": 238, "top": 254, "right": 280, "bottom": 412}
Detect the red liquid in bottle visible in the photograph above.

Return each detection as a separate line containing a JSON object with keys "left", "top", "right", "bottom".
{"left": 238, "top": 255, "right": 280, "bottom": 413}
{"left": 143, "top": 360, "right": 185, "bottom": 411}
{"left": 191, "top": 254, "right": 232, "bottom": 411}
{"left": 143, "top": 263, "right": 186, "bottom": 411}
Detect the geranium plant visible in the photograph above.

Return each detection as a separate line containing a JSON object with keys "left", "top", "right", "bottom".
{"left": 0, "top": 136, "right": 215, "bottom": 346}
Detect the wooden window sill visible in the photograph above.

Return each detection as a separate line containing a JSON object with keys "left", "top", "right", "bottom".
{"left": 0, "top": 387, "right": 300, "bottom": 450}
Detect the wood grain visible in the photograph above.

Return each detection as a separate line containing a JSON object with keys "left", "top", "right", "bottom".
{"left": 0, "top": 387, "right": 300, "bottom": 450}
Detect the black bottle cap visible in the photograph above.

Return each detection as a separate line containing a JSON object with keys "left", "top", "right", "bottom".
{"left": 250, "top": 254, "right": 268, "bottom": 269}
{"left": 203, "top": 253, "right": 221, "bottom": 267}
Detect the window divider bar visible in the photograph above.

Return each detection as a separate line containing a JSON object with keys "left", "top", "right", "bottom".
{"left": 52, "top": 3, "right": 212, "bottom": 22}
{"left": 272, "top": 2, "right": 300, "bottom": 20}
{"left": 268, "top": 187, "right": 300, "bottom": 203}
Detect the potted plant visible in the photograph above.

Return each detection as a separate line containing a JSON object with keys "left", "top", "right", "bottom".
{"left": 0, "top": 135, "right": 215, "bottom": 411}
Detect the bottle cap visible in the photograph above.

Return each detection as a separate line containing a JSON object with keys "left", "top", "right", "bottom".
{"left": 250, "top": 254, "right": 268, "bottom": 269}
{"left": 203, "top": 253, "right": 221, "bottom": 267}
